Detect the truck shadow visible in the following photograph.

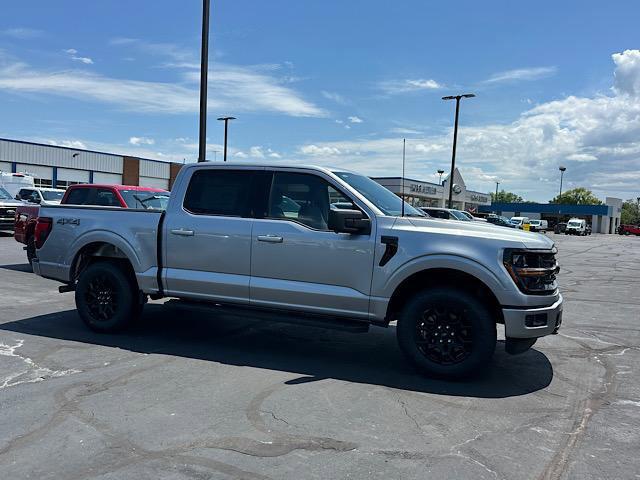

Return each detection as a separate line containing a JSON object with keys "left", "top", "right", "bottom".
{"left": 1, "top": 304, "right": 553, "bottom": 398}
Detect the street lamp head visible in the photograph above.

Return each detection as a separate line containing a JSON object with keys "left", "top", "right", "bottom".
{"left": 217, "top": 116, "right": 236, "bottom": 121}
{"left": 559, "top": 166, "right": 567, "bottom": 172}
{"left": 441, "top": 95, "right": 456, "bottom": 101}
{"left": 461, "top": 94, "right": 476, "bottom": 98}
{"left": 437, "top": 169, "right": 445, "bottom": 174}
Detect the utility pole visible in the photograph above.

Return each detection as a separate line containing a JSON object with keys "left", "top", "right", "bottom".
{"left": 197, "top": 0, "right": 211, "bottom": 163}
{"left": 442, "top": 93, "right": 475, "bottom": 208}
{"left": 217, "top": 116, "right": 236, "bottom": 162}
{"left": 495, "top": 181, "right": 500, "bottom": 200}
{"left": 558, "top": 166, "right": 567, "bottom": 201}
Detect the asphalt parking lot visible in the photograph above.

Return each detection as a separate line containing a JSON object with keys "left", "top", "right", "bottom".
{"left": 0, "top": 232, "right": 638, "bottom": 480}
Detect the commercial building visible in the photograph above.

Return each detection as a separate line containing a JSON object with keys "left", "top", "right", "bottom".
{"left": 373, "top": 168, "right": 491, "bottom": 211}
{"left": 479, "top": 199, "right": 623, "bottom": 234}
{"left": 0, "top": 138, "right": 183, "bottom": 190}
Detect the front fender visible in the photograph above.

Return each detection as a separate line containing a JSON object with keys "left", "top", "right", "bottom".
{"left": 378, "top": 253, "right": 512, "bottom": 304}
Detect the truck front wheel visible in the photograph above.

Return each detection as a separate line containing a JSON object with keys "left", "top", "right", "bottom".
{"left": 396, "top": 288, "right": 496, "bottom": 379}
{"left": 75, "top": 261, "right": 139, "bottom": 332}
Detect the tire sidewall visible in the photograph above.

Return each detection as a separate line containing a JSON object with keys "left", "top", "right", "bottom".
{"left": 75, "top": 261, "right": 136, "bottom": 332}
{"left": 397, "top": 288, "right": 497, "bottom": 379}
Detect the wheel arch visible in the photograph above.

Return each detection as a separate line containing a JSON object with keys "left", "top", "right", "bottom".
{"left": 70, "top": 240, "right": 138, "bottom": 287}
{"left": 385, "top": 268, "right": 504, "bottom": 326}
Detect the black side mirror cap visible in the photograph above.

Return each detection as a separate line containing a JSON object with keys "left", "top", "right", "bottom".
{"left": 328, "top": 208, "right": 371, "bottom": 235}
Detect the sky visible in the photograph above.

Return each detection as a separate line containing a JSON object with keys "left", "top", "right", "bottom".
{"left": 1, "top": 0, "right": 639, "bottom": 202}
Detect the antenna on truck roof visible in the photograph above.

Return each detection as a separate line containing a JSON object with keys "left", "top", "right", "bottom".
{"left": 401, "top": 138, "right": 406, "bottom": 217}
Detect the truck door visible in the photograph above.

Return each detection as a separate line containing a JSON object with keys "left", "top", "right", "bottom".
{"left": 163, "top": 168, "right": 257, "bottom": 304}
{"left": 250, "top": 170, "right": 376, "bottom": 319}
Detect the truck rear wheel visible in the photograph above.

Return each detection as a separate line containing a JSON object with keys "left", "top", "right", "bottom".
{"left": 396, "top": 288, "right": 496, "bottom": 379}
{"left": 75, "top": 261, "right": 139, "bottom": 332}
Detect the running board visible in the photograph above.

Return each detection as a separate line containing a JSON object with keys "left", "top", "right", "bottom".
{"left": 163, "top": 299, "right": 370, "bottom": 333}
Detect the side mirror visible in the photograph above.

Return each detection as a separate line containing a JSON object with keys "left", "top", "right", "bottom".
{"left": 33, "top": 197, "right": 41, "bottom": 204}
{"left": 15, "top": 195, "right": 20, "bottom": 200}
{"left": 328, "top": 208, "right": 371, "bottom": 235}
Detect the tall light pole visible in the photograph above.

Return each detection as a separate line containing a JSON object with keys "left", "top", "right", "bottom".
{"left": 443, "top": 93, "right": 475, "bottom": 208}
{"left": 558, "top": 166, "right": 567, "bottom": 201}
{"left": 437, "top": 169, "right": 445, "bottom": 185}
{"left": 198, "top": 0, "right": 211, "bottom": 163}
{"left": 217, "top": 116, "right": 236, "bottom": 162}
{"left": 495, "top": 181, "right": 500, "bottom": 200}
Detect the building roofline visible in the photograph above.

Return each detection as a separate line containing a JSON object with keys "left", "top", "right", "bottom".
{"left": 0, "top": 137, "right": 174, "bottom": 165}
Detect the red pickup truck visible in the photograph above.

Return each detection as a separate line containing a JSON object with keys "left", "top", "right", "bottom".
{"left": 619, "top": 224, "right": 640, "bottom": 236}
{"left": 15, "top": 184, "right": 169, "bottom": 264}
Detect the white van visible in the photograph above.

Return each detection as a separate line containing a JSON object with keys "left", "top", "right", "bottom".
{"left": 509, "top": 216, "right": 531, "bottom": 230}
{"left": 565, "top": 218, "right": 587, "bottom": 235}
{"left": 529, "top": 219, "right": 548, "bottom": 232}
{"left": 0, "top": 172, "right": 35, "bottom": 199}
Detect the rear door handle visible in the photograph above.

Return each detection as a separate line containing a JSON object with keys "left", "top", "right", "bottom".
{"left": 257, "top": 235, "right": 283, "bottom": 243}
{"left": 170, "top": 228, "right": 195, "bottom": 237}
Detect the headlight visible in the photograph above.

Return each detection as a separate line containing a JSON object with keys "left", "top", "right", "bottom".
{"left": 503, "top": 248, "right": 559, "bottom": 295}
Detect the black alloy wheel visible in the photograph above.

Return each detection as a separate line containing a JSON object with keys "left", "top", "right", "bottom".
{"left": 397, "top": 288, "right": 496, "bottom": 379}
{"left": 85, "top": 274, "right": 118, "bottom": 321}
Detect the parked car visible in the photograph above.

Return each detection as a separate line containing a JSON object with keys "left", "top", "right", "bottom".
{"left": 15, "top": 184, "right": 170, "bottom": 264}
{"left": 509, "top": 216, "right": 531, "bottom": 230}
{"left": 61, "top": 184, "right": 170, "bottom": 209}
{"left": 618, "top": 224, "right": 640, "bottom": 236}
{"left": 565, "top": 218, "right": 587, "bottom": 235}
{"left": 458, "top": 211, "right": 487, "bottom": 222}
{"left": 528, "top": 219, "right": 548, "bottom": 232}
{"left": 585, "top": 224, "right": 592, "bottom": 235}
{"left": 420, "top": 207, "right": 471, "bottom": 221}
{"left": 31, "top": 164, "right": 563, "bottom": 379}
{"left": 0, "top": 171, "right": 35, "bottom": 199}
{"left": 16, "top": 187, "right": 66, "bottom": 205}
{"left": 486, "top": 215, "right": 516, "bottom": 228}
{"left": 554, "top": 222, "right": 567, "bottom": 234}
{"left": 0, "top": 186, "right": 22, "bottom": 232}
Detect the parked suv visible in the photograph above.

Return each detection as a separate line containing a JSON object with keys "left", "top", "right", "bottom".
{"left": 0, "top": 186, "right": 22, "bottom": 231}
{"left": 420, "top": 207, "right": 471, "bottom": 221}
{"left": 31, "top": 164, "right": 563, "bottom": 379}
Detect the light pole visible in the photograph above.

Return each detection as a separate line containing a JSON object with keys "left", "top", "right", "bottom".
{"left": 558, "top": 166, "right": 567, "bottom": 201}
{"left": 443, "top": 93, "right": 475, "bottom": 208}
{"left": 437, "top": 169, "right": 445, "bottom": 185}
{"left": 217, "top": 116, "right": 236, "bottom": 162}
{"left": 495, "top": 181, "right": 500, "bottom": 200}
{"left": 198, "top": 0, "right": 211, "bottom": 163}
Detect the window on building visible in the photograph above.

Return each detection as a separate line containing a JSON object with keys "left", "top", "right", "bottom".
{"left": 33, "top": 178, "right": 53, "bottom": 188}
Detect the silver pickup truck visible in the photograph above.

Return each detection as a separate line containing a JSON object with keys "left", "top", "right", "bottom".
{"left": 32, "top": 163, "right": 563, "bottom": 378}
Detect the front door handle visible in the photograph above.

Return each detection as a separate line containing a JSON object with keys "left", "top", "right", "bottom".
{"left": 257, "top": 235, "right": 283, "bottom": 243}
{"left": 170, "top": 228, "right": 195, "bottom": 236}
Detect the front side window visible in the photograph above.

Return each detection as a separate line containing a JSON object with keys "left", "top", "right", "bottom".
{"left": 42, "top": 190, "right": 64, "bottom": 201}
{"left": 268, "top": 172, "right": 355, "bottom": 230}
{"left": 184, "top": 170, "right": 252, "bottom": 217}
{"left": 333, "top": 171, "right": 425, "bottom": 217}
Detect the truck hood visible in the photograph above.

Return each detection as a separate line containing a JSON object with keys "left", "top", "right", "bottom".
{"left": 403, "top": 217, "right": 555, "bottom": 250}
{"left": 0, "top": 199, "right": 22, "bottom": 208}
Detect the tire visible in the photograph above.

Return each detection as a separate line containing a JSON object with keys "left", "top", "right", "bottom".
{"left": 26, "top": 235, "right": 36, "bottom": 266}
{"left": 396, "top": 288, "right": 497, "bottom": 379}
{"left": 75, "top": 261, "right": 139, "bottom": 332}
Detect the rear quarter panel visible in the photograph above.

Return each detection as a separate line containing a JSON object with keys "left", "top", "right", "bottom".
{"left": 36, "top": 205, "right": 161, "bottom": 291}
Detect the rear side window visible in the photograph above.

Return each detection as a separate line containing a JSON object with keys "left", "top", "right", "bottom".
{"left": 95, "top": 189, "right": 121, "bottom": 207}
{"left": 64, "top": 187, "right": 93, "bottom": 205}
{"left": 183, "top": 170, "right": 252, "bottom": 217}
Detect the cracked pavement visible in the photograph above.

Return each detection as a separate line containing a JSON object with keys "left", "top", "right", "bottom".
{"left": 0, "top": 232, "right": 638, "bottom": 479}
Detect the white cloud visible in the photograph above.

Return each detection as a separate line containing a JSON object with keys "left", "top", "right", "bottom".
{"left": 64, "top": 48, "right": 78, "bottom": 55}
{"left": 48, "top": 139, "right": 87, "bottom": 150}
{"left": 322, "top": 90, "right": 347, "bottom": 104}
{"left": 0, "top": 58, "right": 325, "bottom": 117}
{"left": 297, "top": 50, "right": 640, "bottom": 200}
{"left": 233, "top": 151, "right": 248, "bottom": 159}
{"left": 249, "top": 146, "right": 265, "bottom": 158}
{"left": 63, "top": 48, "right": 94, "bottom": 65}
{"left": 379, "top": 78, "right": 443, "bottom": 94}
{"left": 129, "top": 136, "right": 155, "bottom": 146}
{"left": 2, "top": 28, "right": 42, "bottom": 39}
{"left": 300, "top": 145, "right": 341, "bottom": 156}
{"left": 348, "top": 116, "right": 363, "bottom": 123}
{"left": 484, "top": 66, "right": 557, "bottom": 84}
{"left": 391, "top": 127, "right": 423, "bottom": 135}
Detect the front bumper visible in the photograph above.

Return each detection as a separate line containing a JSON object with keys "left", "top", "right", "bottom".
{"left": 502, "top": 294, "right": 563, "bottom": 338}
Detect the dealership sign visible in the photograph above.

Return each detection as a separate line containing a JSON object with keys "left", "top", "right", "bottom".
{"left": 409, "top": 183, "right": 437, "bottom": 195}
{"left": 468, "top": 193, "right": 489, "bottom": 203}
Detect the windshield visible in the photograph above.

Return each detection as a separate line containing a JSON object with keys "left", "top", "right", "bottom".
{"left": 568, "top": 221, "right": 582, "bottom": 227}
{"left": 0, "top": 187, "right": 12, "bottom": 200}
{"left": 42, "top": 190, "right": 64, "bottom": 201}
{"left": 119, "top": 190, "right": 170, "bottom": 210}
{"left": 333, "top": 172, "right": 425, "bottom": 217}
{"left": 509, "top": 219, "right": 521, "bottom": 224}
{"left": 529, "top": 220, "right": 540, "bottom": 225}
{"left": 450, "top": 210, "right": 471, "bottom": 221}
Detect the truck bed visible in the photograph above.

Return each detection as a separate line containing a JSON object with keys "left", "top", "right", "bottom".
{"left": 34, "top": 204, "right": 163, "bottom": 292}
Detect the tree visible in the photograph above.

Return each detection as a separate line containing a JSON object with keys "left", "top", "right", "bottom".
{"left": 549, "top": 187, "right": 602, "bottom": 205}
{"left": 621, "top": 199, "right": 640, "bottom": 225}
{"left": 491, "top": 190, "right": 524, "bottom": 203}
